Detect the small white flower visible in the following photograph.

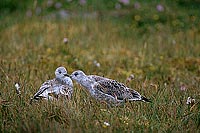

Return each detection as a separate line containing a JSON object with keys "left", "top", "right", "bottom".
{"left": 55, "top": 2, "right": 62, "bottom": 9}
{"left": 15, "top": 83, "right": 20, "bottom": 90}
{"left": 164, "top": 82, "right": 167, "bottom": 87}
{"left": 96, "top": 63, "right": 100, "bottom": 67}
{"left": 79, "top": 0, "right": 86, "bottom": 5}
{"left": 156, "top": 4, "right": 164, "bottom": 12}
{"left": 66, "top": 0, "right": 73, "bottom": 2}
{"left": 119, "top": 0, "right": 130, "bottom": 5}
{"left": 26, "top": 10, "right": 32, "bottom": 17}
{"left": 93, "top": 60, "right": 100, "bottom": 67}
{"left": 35, "top": 7, "right": 42, "bottom": 15}
{"left": 172, "top": 40, "right": 176, "bottom": 45}
{"left": 15, "top": 83, "right": 21, "bottom": 95}
{"left": 134, "top": 2, "right": 141, "bottom": 9}
{"left": 129, "top": 74, "right": 134, "bottom": 80}
{"left": 103, "top": 121, "right": 110, "bottom": 127}
{"left": 186, "top": 97, "right": 195, "bottom": 105}
{"left": 180, "top": 84, "right": 187, "bottom": 91}
{"left": 126, "top": 74, "right": 134, "bottom": 84}
{"left": 63, "top": 38, "right": 68, "bottom": 44}
{"left": 47, "top": 0, "right": 53, "bottom": 7}
{"left": 115, "top": 3, "right": 121, "bottom": 10}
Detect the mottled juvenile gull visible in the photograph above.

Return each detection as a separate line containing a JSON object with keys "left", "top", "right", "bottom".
{"left": 30, "top": 67, "right": 73, "bottom": 103}
{"left": 69, "top": 70, "right": 150, "bottom": 106}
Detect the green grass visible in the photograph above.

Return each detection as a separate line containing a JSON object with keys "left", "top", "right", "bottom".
{"left": 1, "top": 1, "right": 200, "bottom": 132}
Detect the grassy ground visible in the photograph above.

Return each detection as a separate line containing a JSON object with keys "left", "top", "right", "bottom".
{"left": 1, "top": 0, "right": 200, "bottom": 132}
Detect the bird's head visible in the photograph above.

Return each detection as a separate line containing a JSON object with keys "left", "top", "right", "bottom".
{"left": 55, "top": 67, "right": 68, "bottom": 79}
{"left": 70, "top": 70, "right": 86, "bottom": 82}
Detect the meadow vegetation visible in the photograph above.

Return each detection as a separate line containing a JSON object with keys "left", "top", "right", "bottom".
{"left": 0, "top": 0, "right": 200, "bottom": 132}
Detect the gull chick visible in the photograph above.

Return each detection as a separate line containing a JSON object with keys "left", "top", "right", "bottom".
{"left": 69, "top": 70, "right": 150, "bottom": 106}
{"left": 30, "top": 67, "right": 73, "bottom": 103}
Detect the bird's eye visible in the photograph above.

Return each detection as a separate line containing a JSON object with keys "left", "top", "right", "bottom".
{"left": 74, "top": 72, "right": 78, "bottom": 76}
{"left": 58, "top": 71, "right": 61, "bottom": 74}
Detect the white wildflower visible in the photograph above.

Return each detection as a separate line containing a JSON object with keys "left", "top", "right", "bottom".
{"left": 103, "top": 121, "right": 110, "bottom": 127}
{"left": 47, "top": 0, "right": 53, "bottom": 7}
{"left": 115, "top": 3, "right": 121, "bottom": 10}
{"left": 15, "top": 83, "right": 21, "bottom": 95}
{"left": 35, "top": 7, "right": 42, "bottom": 15}
{"left": 126, "top": 74, "right": 135, "bottom": 84}
{"left": 93, "top": 60, "right": 100, "bottom": 67}
{"left": 26, "top": 10, "right": 32, "bottom": 17}
{"left": 186, "top": 97, "right": 195, "bottom": 105}
{"left": 164, "top": 82, "right": 167, "bottom": 87}
{"left": 172, "top": 40, "right": 176, "bottom": 45}
{"left": 180, "top": 84, "right": 187, "bottom": 91}
{"left": 66, "top": 0, "right": 73, "bottom": 2}
{"left": 63, "top": 38, "right": 68, "bottom": 44}
{"left": 55, "top": 2, "right": 62, "bottom": 9}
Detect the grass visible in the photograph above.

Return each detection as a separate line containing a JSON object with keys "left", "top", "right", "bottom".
{"left": 1, "top": 1, "right": 200, "bottom": 132}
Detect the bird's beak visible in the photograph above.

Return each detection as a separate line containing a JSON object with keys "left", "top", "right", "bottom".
{"left": 64, "top": 73, "right": 71, "bottom": 77}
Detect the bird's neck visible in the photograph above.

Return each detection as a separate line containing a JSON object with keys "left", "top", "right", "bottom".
{"left": 80, "top": 77, "right": 95, "bottom": 94}
{"left": 63, "top": 77, "right": 73, "bottom": 87}
{"left": 56, "top": 77, "right": 72, "bottom": 87}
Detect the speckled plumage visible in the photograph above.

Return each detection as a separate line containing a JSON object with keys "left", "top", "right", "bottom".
{"left": 70, "top": 70, "right": 150, "bottom": 106}
{"left": 88, "top": 75, "right": 109, "bottom": 82}
{"left": 30, "top": 67, "right": 73, "bottom": 103}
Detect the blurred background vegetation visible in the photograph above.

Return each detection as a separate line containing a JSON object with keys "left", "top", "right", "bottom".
{"left": 0, "top": 0, "right": 200, "bottom": 31}
{"left": 0, "top": 0, "right": 200, "bottom": 132}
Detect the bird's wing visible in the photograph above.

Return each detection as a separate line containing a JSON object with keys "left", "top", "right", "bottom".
{"left": 90, "top": 77, "right": 150, "bottom": 102}
{"left": 33, "top": 79, "right": 55, "bottom": 99}
{"left": 58, "top": 85, "right": 73, "bottom": 99}
{"left": 94, "top": 79, "right": 128, "bottom": 100}
{"left": 88, "top": 75, "right": 109, "bottom": 82}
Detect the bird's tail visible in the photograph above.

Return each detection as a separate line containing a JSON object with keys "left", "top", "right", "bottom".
{"left": 30, "top": 98, "right": 34, "bottom": 104}
{"left": 29, "top": 96, "right": 41, "bottom": 104}
{"left": 141, "top": 96, "right": 151, "bottom": 102}
{"left": 130, "top": 90, "right": 151, "bottom": 103}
